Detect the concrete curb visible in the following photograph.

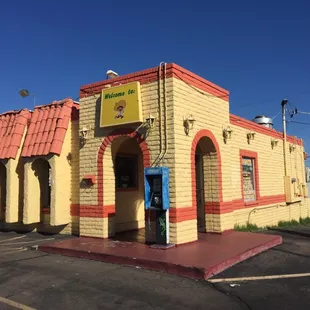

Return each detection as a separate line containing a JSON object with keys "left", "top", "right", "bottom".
{"left": 268, "top": 227, "right": 310, "bottom": 238}
{"left": 205, "top": 235, "right": 282, "bottom": 278}
{"left": 39, "top": 235, "right": 282, "bottom": 280}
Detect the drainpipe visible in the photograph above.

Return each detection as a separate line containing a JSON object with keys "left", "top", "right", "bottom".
{"left": 282, "top": 99, "right": 288, "bottom": 176}
{"left": 153, "top": 62, "right": 166, "bottom": 166}
{"left": 161, "top": 63, "right": 168, "bottom": 165}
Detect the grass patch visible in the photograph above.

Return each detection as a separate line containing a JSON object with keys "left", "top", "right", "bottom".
{"left": 270, "top": 217, "right": 310, "bottom": 229}
{"left": 277, "top": 219, "right": 300, "bottom": 227}
{"left": 234, "top": 223, "right": 261, "bottom": 232}
{"left": 299, "top": 217, "right": 310, "bottom": 225}
{"left": 234, "top": 217, "right": 310, "bottom": 232}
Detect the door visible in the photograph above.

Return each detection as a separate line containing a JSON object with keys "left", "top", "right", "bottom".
{"left": 195, "top": 154, "right": 205, "bottom": 232}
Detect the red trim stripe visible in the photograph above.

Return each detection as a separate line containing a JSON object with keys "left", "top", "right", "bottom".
{"left": 80, "top": 63, "right": 229, "bottom": 102}
{"left": 230, "top": 114, "right": 303, "bottom": 146}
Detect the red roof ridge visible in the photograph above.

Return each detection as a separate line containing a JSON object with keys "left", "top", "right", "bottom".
{"left": 230, "top": 114, "right": 303, "bottom": 146}
{"left": 21, "top": 98, "right": 78, "bottom": 158}
{"left": 0, "top": 108, "right": 30, "bottom": 117}
{"left": 34, "top": 98, "right": 75, "bottom": 109}
{"left": 79, "top": 63, "right": 229, "bottom": 101}
{"left": 0, "top": 109, "right": 31, "bottom": 160}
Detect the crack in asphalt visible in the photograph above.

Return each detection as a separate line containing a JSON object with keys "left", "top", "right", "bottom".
{"left": 207, "top": 281, "right": 252, "bottom": 310}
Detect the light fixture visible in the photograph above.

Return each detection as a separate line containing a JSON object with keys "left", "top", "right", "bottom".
{"left": 183, "top": 115, "right": 196, "bottom": 135}
{"left": 79, "top": 126, "right": 90, "bottom": 147}
{"left": 247, "top": 131, "right": 255, "bottom": 143}
{"left": 145, "top": 113, "right": 155, "bottom": 129}
{"left": 304, "top": 152, "right": 308, "bottom": 160}
{"left": 289, "top": 144, "right": 296, "bottom": 152}
{"left": 223, "top": 126, "right": 233, "bottom": 143}
{"left": 80, "top": 126, "right": 89, "bottom": 139}
{"left": 106, "top": 70, "right": 119, "bottom": 79}
{"left": 271, "top": 138, "right": 279, "bottom": 149}
{"left": 19, "top": 89, "right": 36, "bottom": 107}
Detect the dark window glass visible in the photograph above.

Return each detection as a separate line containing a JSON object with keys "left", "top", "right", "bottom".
{"left": 115, "top": 155, "right": 138, "bottom": 189}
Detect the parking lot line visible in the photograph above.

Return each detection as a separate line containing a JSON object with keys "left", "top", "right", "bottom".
{"left": 0, "top": 296, "right": 35, "bottom": 310}
{"left": 0, "top": 238, "right": 55, "bottom": 246}
{"left": 0, "top": 249, "right": 28, "bottom": 256}
{"left": 209, "top": 272, "right": 310, "bottom": 283}
{"left": 0, "top": 235, "right": 26, "bottom": 243}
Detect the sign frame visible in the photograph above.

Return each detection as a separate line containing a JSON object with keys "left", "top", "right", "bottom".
{"left": 99, "top": 82, "right": 143, "bottom": 128}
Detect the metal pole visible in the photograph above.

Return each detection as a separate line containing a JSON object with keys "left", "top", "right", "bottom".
{"left": 282, "top": 99, "right": 288, "bottom": 176}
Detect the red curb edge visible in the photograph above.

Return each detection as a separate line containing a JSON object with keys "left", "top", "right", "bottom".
{"left": 205, "top": 235, "right": 283, "bottom": 279}
{"left": 39, "top": 245, "right": 205, "bottom": 280}
{"left": 39, "top": 235, "right": 282, "bottom": 280}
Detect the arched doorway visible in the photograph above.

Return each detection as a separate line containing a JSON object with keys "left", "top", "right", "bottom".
{"left": 0, "top": 162, "right": 6, "bottom": 221}
{"left": 111, "top": 136, "right": 145, "bottom": 242}
{"left": 194, "top": 135, "right": 220, "bottom": 233}
{"left": 32, "top": 159, "right": 51, "bottom": 222}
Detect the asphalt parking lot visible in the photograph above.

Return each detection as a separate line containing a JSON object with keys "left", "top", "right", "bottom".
{"left": 0, "top": 230, "right": 309, "bottom": 309}
{"left": 0, "top": 232, "right": 59, "bottom": 257}
{"left": 211, "top": 230, "right": 310, "bottom": 310}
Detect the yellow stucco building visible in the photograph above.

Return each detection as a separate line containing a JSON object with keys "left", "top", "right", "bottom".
{"left": 0, "top": 63, "right": 309, "bottom": 245}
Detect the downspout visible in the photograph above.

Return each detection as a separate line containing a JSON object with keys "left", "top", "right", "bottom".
{"left": 161, "top": 63, "right": 168, "bottom": 165}
{"left": 153, "top": 62, "right": 167, "bottom": 166}
{"left": 152, "top": 62, "right": 164, "bottom": 166}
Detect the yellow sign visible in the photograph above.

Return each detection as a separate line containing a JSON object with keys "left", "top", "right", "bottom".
{"left": 100, "top": 82, "right": 143, "bottom": 127}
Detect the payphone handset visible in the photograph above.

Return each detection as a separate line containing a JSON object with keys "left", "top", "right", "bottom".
{"left": 150, "top": 176, "right": 162, "bottom": 209}
{"left": 144, "top": 167, "right": 170, "bottom": 210}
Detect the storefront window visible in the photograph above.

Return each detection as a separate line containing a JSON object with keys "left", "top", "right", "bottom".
{"left": 115, "top": 155, "right": 138, "bottom": 189}
{"left": 242, "top": 157, "right": 256, "bottom": 201}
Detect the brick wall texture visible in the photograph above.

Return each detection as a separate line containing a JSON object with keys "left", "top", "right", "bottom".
{"left": 0, "top": 63, "right": 309, "bottom": 245}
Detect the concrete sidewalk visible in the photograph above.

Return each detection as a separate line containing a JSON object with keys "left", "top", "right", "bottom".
{"left": 269, "top": 225, "right": 310, "bottom": 238}
{"left": 39, "top": 231, "right": 282, "bottom": 279}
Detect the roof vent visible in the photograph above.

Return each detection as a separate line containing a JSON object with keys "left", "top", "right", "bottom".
{"left": 253, "top": 115, "right": 273, "bottom": 129}
{"left": 106, "top": 70, "right": 119, "bottom": 79}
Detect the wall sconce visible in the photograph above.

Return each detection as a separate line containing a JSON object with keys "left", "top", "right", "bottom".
{"left": 183, "top": 115, "right": 196, "bottom": 135}
{"left": 79, "top": 126, "right": 90, "bottom": 147}
{"left": 145, "top": 113, "right": 155, "bottom": 129}
{"left": 289, "top": 144, "right": 296, "bottom": 152}
{"left": 223, "top": 126, "right": 233, "bottom": 143}
{"left": 80, "top": 126, "right": 89, "bottom": 139}
{"left": 271, "top": 138, "right": 279, "bottom": 149}
{"left": 247, "top": 131, "right": 255, "bottom": 144}
{"left": 304, "top": 152, "right": 308, "bottom": 160}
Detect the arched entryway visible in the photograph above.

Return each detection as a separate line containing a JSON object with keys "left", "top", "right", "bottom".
{"left": 0, "top": 162, "right": 7, "bottom": 221}
{"left": 97, "top": 129, "right": 151, "bottom": 242}
{"left": 32, "top": 159, "right": 51, "bottom": 222}
{"left": 111, "top": 136, "right": 145, "bottom": 241}
{"left": 192, "top": 130, "right": 221, "bottom": 234}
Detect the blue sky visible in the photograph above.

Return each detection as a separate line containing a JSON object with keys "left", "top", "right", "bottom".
{"left": 1, "top": 1, "right": 309, "bottom": 154}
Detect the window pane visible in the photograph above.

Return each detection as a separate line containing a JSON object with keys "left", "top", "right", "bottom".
{"left": 115, "top": 156, "right": 138, "bottom": 189}
{"left": 242, "top": 158, "right": 256, "bottom": 201}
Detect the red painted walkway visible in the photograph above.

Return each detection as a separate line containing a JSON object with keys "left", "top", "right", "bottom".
{"left": 39, "top": 232, "right": 282, "bottom": 279}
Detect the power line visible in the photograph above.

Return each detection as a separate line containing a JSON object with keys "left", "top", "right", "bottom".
{"left": 288, "top": 101, "right": 298, "bottom": 110}
{"left": 287, "top": 120, "right": 310, "bottom": 126}
{"left": 296, "top": 111, "right": 310, "bottom": 116}
{"left": 288, "top": 101, "right": 310, "bottom": 116}
{"left": 272, "top": 110, "right": 281, "bottom": 120}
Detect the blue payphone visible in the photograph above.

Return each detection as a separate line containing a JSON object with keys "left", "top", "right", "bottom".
{"left": 144, "top": 167, "right": 170, "bottom": 245}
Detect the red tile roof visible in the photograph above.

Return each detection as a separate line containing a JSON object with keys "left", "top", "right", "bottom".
{"left": 21, "top": 98, "right": 79, "bottom": 158}
{"left": 0, "top": 109, "right": 31, "bottom": 160}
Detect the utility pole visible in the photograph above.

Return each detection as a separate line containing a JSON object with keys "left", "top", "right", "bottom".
{"left": 282, "top": 99, "right": 288, "bottom": 176}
